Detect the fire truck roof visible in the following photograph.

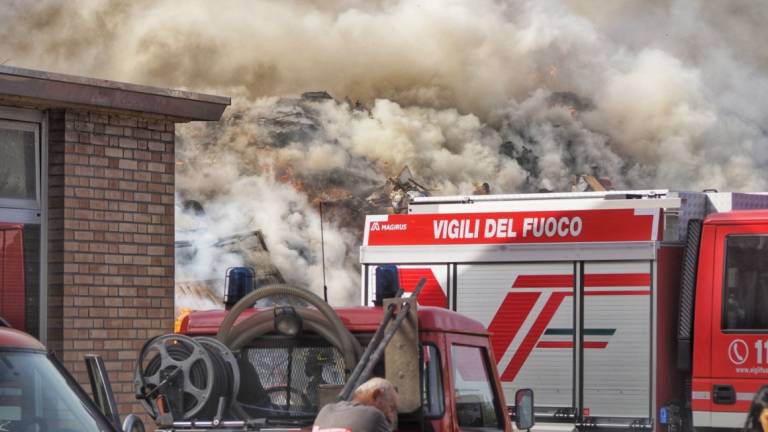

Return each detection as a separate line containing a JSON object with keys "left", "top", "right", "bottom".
{"left": 0, "top": 327, "right": 46, "bottom": 351}
{"left": 705, "top": 209, "right": 768, "bottom": 225}
{"left": 184, "top": 306, "right": 488, "bottom": 336}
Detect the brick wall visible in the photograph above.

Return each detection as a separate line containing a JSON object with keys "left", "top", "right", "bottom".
{"left": 47, "top": 108, "right": 176, "bottom": 417}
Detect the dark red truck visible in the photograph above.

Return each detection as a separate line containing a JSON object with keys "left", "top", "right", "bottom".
{"left": 130, "top": 281, "right": 535, "bottom": 431}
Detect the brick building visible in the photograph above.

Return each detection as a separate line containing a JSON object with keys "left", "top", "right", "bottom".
{"left": 0, "top": 65, "right": 229, "bottom": 417}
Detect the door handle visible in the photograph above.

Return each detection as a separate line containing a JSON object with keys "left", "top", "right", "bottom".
{"left": 712, "top": 385, "right": 736, "bottom": 405}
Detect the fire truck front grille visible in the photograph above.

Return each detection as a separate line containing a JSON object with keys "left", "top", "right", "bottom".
{"left": 237, "top": 335, "right": 346, "bottom": 418}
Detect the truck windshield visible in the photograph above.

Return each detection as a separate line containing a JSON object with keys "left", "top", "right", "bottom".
{"left": 0, "top": 350, "right": 115, "bottom": 431}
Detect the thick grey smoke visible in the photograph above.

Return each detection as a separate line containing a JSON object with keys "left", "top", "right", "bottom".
{"left": 2, "top": 0, "right": 767, "bottom": 304}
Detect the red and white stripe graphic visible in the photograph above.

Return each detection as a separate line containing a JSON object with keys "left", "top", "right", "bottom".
{"left": 488, "top": 272, "right": 650, "bottom": 381}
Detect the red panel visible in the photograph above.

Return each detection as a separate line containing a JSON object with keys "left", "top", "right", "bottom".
{"left": 583, "top": 341, "right": 608, "bottom": 349}
{"left": 487, "top": 293, "right": 540, "bottom": 361}
{"left": 365, "top": 208, "right": 657, "bottom": 246}
{"left": 512, "top": 275, "right": 572, "bottom": 288}
{"left": 0, "top": 232, "right": 3, "bottom": 320}
{"left": 584, "top": 290, "right": 650, "bottom": 296}
{"left": 537, "top": 341, "right": 573, "bottom": 349}
{"left": 398, "top": 268, "right": 448, "bottom": 308}
{"left": 693, "top": 225, "right": 716, "bottom": 381}
{"left": 584, "top": 273, "right": 651, "bottom": 287}
{"left": 0, "top": 227, "right": 25, "bottom": 331}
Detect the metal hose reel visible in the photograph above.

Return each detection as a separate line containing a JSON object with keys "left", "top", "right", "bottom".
{"left": 134, "top": 334, "right": 239, "bottom": 421}
{"left": 197, "top": 336, "right": 241, "bottom": 405}
{"left": 134, "top": 284, "right": 361, "bottom": 424}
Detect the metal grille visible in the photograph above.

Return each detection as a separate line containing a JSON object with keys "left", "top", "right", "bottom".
{"left": 237, "top": 336, "right": 345, "bottom": 418}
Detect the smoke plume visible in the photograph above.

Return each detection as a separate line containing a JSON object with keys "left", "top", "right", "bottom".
{"left": 2, "top": 0, "right": 767, "bottom": 305}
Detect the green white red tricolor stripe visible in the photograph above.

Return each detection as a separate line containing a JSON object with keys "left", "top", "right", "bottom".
{"left": 489, "top": 273, "right": 649, "bottom": 381}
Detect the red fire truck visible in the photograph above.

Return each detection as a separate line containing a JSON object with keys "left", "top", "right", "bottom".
{"left": 360, "top": 189, "right": 768, "bottom": 431}
{"left": 139, "top": 280, "right": 535, "bottom": 432}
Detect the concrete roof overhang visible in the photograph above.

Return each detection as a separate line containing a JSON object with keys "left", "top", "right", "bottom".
{"left": 0, "top": 65, "right": 230, "bottom": 121}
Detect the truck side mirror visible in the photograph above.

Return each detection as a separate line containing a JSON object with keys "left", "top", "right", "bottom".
{"left": 515, "top": 388, "right": 535, "bottom": 431}
{"left": 85, "top": 354, "right": 122, "bottom": 430}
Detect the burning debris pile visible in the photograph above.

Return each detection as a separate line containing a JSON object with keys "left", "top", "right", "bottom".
{"left": 365, "top": 166, "right": 430, "bottom": 214}
{"left": 172, "top": 90, "right": 629, "bottom": 309}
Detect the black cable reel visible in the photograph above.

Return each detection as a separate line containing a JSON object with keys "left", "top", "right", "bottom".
{"left": 134, "top": 334, "right": 240, "bottom": 422}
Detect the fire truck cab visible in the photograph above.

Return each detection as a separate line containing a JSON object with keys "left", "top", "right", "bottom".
{"left": 690, "top": 209, "right": 768, "bottom": 428}
{"left": 178, "top": 305, "right": 516, "bottom": 431}
{"left": 360, "top": 190, "right": 768, "bottom": 431}
{"left": 131, "top": 264, "right": 535, "bottom": 431}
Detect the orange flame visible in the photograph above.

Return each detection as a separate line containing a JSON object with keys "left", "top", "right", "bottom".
{"left": 174, "top": 307, "right": 192, "bottom": 333}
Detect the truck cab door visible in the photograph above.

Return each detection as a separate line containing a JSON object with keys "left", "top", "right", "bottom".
{"left": 706, "top": 224, "right": 768, "bottom": 428}
{"left": 446, "top": 333, "right": 511, "bottom": 432}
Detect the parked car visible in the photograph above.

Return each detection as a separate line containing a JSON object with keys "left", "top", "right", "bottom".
{"left": 0, "top": 323, "right": 144, "bottom": 432}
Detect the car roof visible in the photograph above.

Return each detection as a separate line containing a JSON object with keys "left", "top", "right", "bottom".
{"left": 185, "top": 306, "right": 488, "bottom": 336}
{"left": 0, "top": 327, "right": 46, "bottom": 350}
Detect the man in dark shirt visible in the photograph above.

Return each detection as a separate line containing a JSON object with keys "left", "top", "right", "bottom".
{"left": 313, "top": 377, "right": 399, "bottom": 432}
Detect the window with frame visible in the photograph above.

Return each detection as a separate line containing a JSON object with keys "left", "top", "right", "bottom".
{"left": 722, "top": 235, "right": 768, "bottom": 330}
{"left": 0, "top": 120, "right": 38, "bottom": 203}
{"left": 0, "top": 115, "right": 42, "bottom": 338}
{"left": 451, "top": 344, "right": 503, "bottom": 430}
{"left": 422, "top": 343, "right": 444, "bottom": 418}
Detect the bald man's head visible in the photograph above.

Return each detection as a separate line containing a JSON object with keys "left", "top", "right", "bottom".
{"left": 352, "top": 378, "right": 399, "bottom": 426}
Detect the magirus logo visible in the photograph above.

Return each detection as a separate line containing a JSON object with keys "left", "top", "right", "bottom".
{"left": 370, "top": 222, "right": 407, "bottom": 232}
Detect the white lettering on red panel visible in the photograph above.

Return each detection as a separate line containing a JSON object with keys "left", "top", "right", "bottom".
{"left": 364, "top": 209, "right": 657, "bottom": 246}
{"left": 431, "top": 217, "right": 583, "bottom": 240}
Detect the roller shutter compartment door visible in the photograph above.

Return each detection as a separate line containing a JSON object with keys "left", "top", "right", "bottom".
{"left": 581, "top": 261, "right": 652, "bottom": 419}
{"left": 456, "top": 262, "right": 575, "bottom": 410}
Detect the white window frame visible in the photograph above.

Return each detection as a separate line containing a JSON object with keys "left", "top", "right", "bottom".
{"left": 0, "top": 106, "right": 48, "bottom": 343}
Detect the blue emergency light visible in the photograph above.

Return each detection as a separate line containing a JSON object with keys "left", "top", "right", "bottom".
{"left": 659, "top": 406, "right": 669, "bottom": 425}
{"left": 224, "top": 267, "right": 255, "bottom": 309}
{"left": 374, "top": 265, "right": 400, "bottom": 306}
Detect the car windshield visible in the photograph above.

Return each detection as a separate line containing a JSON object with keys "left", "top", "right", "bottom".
{"left": 0, "top": 350, "right": 115, "bottom": 431}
